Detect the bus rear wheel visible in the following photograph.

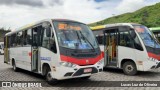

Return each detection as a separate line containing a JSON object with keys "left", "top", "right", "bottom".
{"left": 45, "top": 67, "right": 58, "bottom": 85}
{"left": 122, "top": 61, "right": 137, "bottom": 75}
{"left": 12, "top": 60, "right": 18, "bottom": 72}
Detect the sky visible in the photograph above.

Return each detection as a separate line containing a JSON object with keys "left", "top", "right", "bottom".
{"left": 0, "top": 0, "right": 160, "bottom": 30}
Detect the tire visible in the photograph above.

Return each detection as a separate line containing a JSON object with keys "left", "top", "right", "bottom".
{"left": 81, "top": 76, "right": 91, "bottom": 79}
{"left": 12, "top": 60, "right": 18, "bottom": 72}
{"left": 45, "top": 67, "right": 58, "bottom": 85}
{"left": 122, "top": 61, "right": 137, "bottom": 75}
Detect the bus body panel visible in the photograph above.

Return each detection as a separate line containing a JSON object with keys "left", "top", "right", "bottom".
{"left": 40, "top": 47, "right": 60, "bottom": 73}
{"left": 117, "top": 46, "right": 136, "bottom": 68}
{"left": 117, "top": 46, "right": 149, "bottom": 71}
{"left": 4, "top": 19, "right": 103, "bottom": 80}
{"left": 10, "top": 47, "right": 31, "bottom": 70}
{"left": 92, "top": 23, "right": 160, "bottom": 72}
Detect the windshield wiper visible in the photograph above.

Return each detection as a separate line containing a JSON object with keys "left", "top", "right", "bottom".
{"left": 79, "top": 31, "right": 95, "bottom": 51}
{"left": 74, "top": 31, "right": 82, "bottom": 50}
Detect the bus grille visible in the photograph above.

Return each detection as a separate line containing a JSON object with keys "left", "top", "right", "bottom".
{"left": 71, "top": 53, "right": 96, "bottom": 58}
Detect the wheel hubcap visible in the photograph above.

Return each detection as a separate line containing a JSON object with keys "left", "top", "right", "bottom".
{"left": 125, "top": 65, "right": 133, "bottom": 73}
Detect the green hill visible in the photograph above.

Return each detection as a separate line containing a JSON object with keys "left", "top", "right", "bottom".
{"left": 89, "top": 2, "right": 160, "bottom": 27}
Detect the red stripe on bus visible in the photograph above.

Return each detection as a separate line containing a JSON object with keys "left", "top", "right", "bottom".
{"left": 101, "top": 51, "right": 104, "bottom": 57}
{"left": 29, "top": 52, "right": 32, "bottom": 57}
{"left": 60, "top": 52, "right": 103, "bottom": 65}
{"left": 148, "top": 52, "right": 160, "bottom": 60}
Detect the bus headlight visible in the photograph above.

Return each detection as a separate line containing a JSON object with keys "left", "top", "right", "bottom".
{"left": 148, "top": 57, "right": 158, "bottom": 62}
{"left": 97, "top": 59, "right": 104, "bottom": 65}
{"left": 59, "top": 62, "right": 77, "bottom": 68}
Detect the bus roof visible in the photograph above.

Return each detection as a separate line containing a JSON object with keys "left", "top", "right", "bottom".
{"left": 90, "top": 23, "right": 141, "bottom": 31}
{"left": 149, "top": 27, "right": 160, "bottom": 31}
{"left": 5, "top": 19, "right": 84, "bottom": 36}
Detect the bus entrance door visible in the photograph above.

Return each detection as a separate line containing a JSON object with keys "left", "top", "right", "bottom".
{"left": 104, "top": 29, "right": 118, "bottom": 67}
{"left": 31, "top": 28, "right": 39, "bottom": 72}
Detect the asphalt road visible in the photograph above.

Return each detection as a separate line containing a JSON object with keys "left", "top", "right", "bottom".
{"left": 0, "top": 55, "right": 160, "bottom": 90}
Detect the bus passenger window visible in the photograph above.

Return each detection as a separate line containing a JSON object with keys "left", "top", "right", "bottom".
{"left": 27, "top": 29, "right": 32, "bottom": 45}
{"left": 17, "top": 32, "right": 23, "bottom": 46}
{"left": 23, "top": 29, "right": 32, "bottom": 46}
{"left": 11, "top": 34, "right": 17, "bottom": 47}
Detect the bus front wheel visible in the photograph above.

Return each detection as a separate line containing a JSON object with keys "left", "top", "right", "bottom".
{"left": 45, "top": 67, "right": 58, "bottom": 84}
{"left": 122, "top": 61, "right": 137, "bottom": 75}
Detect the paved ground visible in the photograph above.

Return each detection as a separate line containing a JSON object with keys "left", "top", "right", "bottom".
{"left": 0, "top": 55, "right": 160, "bottom": 90}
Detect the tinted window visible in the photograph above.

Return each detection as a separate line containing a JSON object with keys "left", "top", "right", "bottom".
{"left": 10, "top": 34, "right": 17, "bottom": 47}
{"left": 119, "top": 30, "right": 134, "bottom": 48}
{"left": 42, "top": 25, "right": 57, "bottom": 53}
{"left": 23, "top": 29, "right": 32, "bottom": 46}
{"left": 17, "top": 32, "right": 23, "bottom": 46}
{"left": 118, "top": 26, "right": 143, "bottom": 51}
{"left": 96, "top": 35, "right": 104, "bottom": 45}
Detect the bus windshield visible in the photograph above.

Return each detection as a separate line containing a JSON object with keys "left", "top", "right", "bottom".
{"left": 53, "top": 21, "right": 98, "bottom": 50}
{"left": 134, "top": 25, "right": 160, "bottom": 48}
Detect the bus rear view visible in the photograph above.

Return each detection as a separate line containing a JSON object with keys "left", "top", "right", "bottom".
{"left": 91, "top": 23, "right": 160, "bottom": 75}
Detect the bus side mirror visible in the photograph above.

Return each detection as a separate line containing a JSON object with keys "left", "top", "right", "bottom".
{"left": 130, "top": 28, "right": 136, "bottom": 39}
{"left": 42, "top": 22, "right": 51, "bottom": 37}
{"left": 46, "top": 28, "right": 51, "bottom": 37}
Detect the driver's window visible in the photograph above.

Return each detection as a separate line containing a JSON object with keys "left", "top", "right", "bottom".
{"left": 42, "top": 28, "right": 50, "bottom": 49}
{"left": 118, "top": 27, "right": 134, "bottom": 48}
{"left": 42, "top": 25, "right": 57, "bottom": 53}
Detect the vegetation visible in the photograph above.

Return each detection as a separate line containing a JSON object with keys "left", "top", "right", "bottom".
{"left": 89, "top": 2, "right": 160, "bottom": 28}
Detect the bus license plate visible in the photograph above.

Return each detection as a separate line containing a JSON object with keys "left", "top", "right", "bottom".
{"left": 84, "top": 68, "right": 92, "bottom": 73}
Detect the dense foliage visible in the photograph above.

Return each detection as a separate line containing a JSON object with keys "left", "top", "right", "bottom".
{"left": 89, "top": 3, "right": 160, "bottom": 28}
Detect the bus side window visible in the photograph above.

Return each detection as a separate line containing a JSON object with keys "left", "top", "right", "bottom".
{"left": 11, "top": 34, "right": 17, "bottom": 47}
{"left": 50, "top": 29, "right": 57, "bottom": 53}
{"left": 96, "top": 35, "right": 103, "bottom": 45}
{"left": 17, "top": 32, "right": 23, "bottom": 46}
{"left": 129, "top": 30, "right": 143, "bottom": 51}
{"left": 23, "top": 30, "right": 27, "bottom": 46}
{"left": 118, "top": 28, "right": 134, "bottom": 48}
{"left": 27, "top": 29, "right": 32, "bottom": 45}
{"left": 23, "top": 29, "right": 32, "bottom": 46}
{"left": 42, "top": 25, "right": 57, "bottom": 53}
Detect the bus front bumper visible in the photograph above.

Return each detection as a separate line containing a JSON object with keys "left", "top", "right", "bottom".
{"left": 151, "top": 62, "right": 160, "bottom": 69}
{"left": 142, "top": 60, "right": 160, "bottom": 71}
{"left": 50, "top": 63, "right": 103, "bottom": 80}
